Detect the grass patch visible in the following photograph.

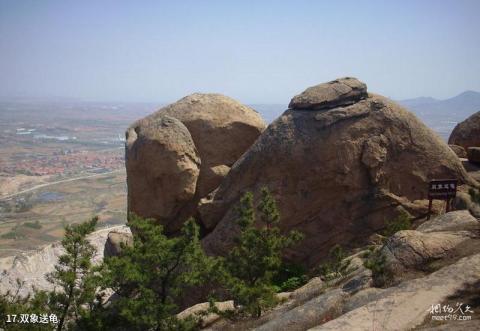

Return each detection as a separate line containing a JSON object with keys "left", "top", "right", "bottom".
{"left": 0, "top": 230, "right": 26, "bottom": 240}
{"left": 382, "top": 210, "right": 411, "bottom": 238}
{"left": 362, "top": 246, "right": 393, "bottom": 287}
{"left": 22, "top": 220, "right": 42, "bottom": 229}
{"left": 316, "top": 245, "right": 355, "bottom": 281}
{"left": 272, "top": 262, "right": 308, "bottom": 292}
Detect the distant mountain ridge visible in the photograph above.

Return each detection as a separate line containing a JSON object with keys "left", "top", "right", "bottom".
{"left": 399, "top": 90, "right": 480, "bottom": 115}
{"left": 400, "top": 96, "right": 438, "bottom": 108}
{"left": 399, "top": 90, "right": 480, "bottom": 140}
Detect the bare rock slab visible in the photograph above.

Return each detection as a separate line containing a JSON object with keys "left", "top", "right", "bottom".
{"left": 308, "top": 253, "right": 480, "bottom": 331}
{"left": 383, "top": 230, "right": 469, "bottom": 269}
{"left": 254, "top": 289, "right": 347, "bottom": 331}
{"left": 289, "top": 77, "right": 367, "bottom": 110}
{"left": 416, "top": 210, "right": 479, "bottom": 233}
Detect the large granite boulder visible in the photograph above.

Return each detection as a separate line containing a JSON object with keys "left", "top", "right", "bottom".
{"left": 104, "top": 231, "right": 133, "bottom": 258}
{"left": 448, "top": 111, "right": 480, "bottom": 150}
{"left": 382, "top": 230, "right": 469, "bottom": 270}
{"left": 467, "top": 147, "right": 480, "bottom": 165}
{"left": 126, "top": 115, "right": 201, "bottom": 232}
{"left": 159, "top": 93, "right": 266, "bottom": 197}
{"left": 449, "top": 144, "right": 467, "bottom": 158}
{"left": 201, "top": 78, "right": 472, "bottom": 266}
{"left": 126, "top": 94, "right": 265, "bottom": 232}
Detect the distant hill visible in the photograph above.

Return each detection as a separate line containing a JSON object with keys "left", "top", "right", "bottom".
{"left": 400, "top": 96, "right": 438, "bottom": 108}
{"left": 401, "top": 91, "right": 480, "bottom": 115}
{"left": 399, "top": 90, "right": 480, "bottom": 140}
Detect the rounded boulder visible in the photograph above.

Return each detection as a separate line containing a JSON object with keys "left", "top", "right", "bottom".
{"left": 448, "top": 111, "right": 480, "bottom": 150}
{"left": 201, "top": 78, "right": 472, "bottom": 266}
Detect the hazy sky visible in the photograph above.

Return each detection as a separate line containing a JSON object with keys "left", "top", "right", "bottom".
{"left": 1, "top": 0, "right": 479, "bottom": 104}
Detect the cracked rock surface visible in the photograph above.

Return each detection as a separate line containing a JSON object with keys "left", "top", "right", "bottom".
{"left": 201, "top": 78, "right": 472, "bottom": 266}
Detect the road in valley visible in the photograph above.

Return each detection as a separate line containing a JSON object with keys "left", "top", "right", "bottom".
{"left": 0, "top": 169, "right": 124, "bottom": 201}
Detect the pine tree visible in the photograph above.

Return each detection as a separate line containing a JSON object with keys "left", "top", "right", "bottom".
{"left": 0, "top": 280, "right": 51, "bottom": 331}
{"left": 222, "top": 188, "right": 303, "bottom": 317}
{"left": 47, "top": 217, "right": 99, "bottom": 331}
{"left": 98, "top": 214, "right": 212, "bottom": 331}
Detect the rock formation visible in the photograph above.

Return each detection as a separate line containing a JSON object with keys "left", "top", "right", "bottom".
{"left": 0, "top": 225, "right": 131, "bottom": 297}
{"left": 448, "top": 111, "right": 480, "bottom": 150}
{"left": 449, "top": 144, "right": 467, "bottom": 158}
{"left": 382, "top": 230, "right": 469, "bottom": 270}
{"left": 467, "top": 147, "right": 480, "bottom": 165}
{"left": 201, "top": 78, "right": 472, "bottom": 266}
{"left": 288, "top": 77, "right": 367, "bottom": 110}
{"left": 104, "top": 230, "right": 133, "bottom": 258}
{"left": 190, "top": 210, "right": 480, "bottom": 330}
{"left": 311, "top": 253, "right": 480, "bottom": 331}
{"left": 126, "top": 115, "right": 201, "bottom": 233}
{"left": 126, "top": 94, "right": 266, "bottom": 232}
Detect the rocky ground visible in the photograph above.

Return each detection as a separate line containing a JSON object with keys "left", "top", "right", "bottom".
{"left": 176, "top": 209, "right": 480, "bottom": 330}
{"left": 0, "top": 225, "right": 130, "bottom": 296}
{"left": 2, "top": 208, "right": 478, "bottom": 330}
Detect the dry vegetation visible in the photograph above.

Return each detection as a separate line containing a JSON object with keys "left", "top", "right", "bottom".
{"left": 0, "top": 170, "right": 127, "bottom": 257}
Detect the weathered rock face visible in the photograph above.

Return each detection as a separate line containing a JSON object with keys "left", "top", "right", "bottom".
{"left": 310, "top": 253, "right": 480, "bottom": 331}
{"left": 0, "top": 226, "right": 130, "bottom": 297}
{"left": 126, "top": 115, "right": 201, "bottom": 231}
{"left": 255, "top": 289, "right": 347, "bottom": 331}
{"left": 151, "top": 93, "right": 265, "bottom": 198}
{"left": 184, "top": 211, "right": 480, "bottom": 330}
{"left": 449, "top": 144, "right": 467, "bottom": 158}
{"left": 126, "top": 94, "right": 266, "bottom": 232}
{"left": 288, "top": 77, "right": 367, "bottom": 110}
{"left": 448, "top": 111, "right": 480, "bottom": 149}
{"left": 382, "top": 230, "right": 469, "bottom": 269}
{"left": 416, "top": 210, "right": 479, "bottom": 233}
{"left": 467, "top": 147, "right": 480, "bottom": 165}
{"left": 201, "top": 78, "right": 472, "bottom": 266}
{"left": 104, "top": 231, "right": 133, "bottom": 258}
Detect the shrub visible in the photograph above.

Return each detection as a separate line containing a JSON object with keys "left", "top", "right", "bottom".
{"left": 23, "top": 221, "right": 42, "bottom": 229}
{"left": 96, "top": 214, "right": 212, "bottom": 330}
{"left": 382, "top": 210, "right": 411, "bottom": 238}
{"left": 317, "top": 245, "right": 354, "bottom": 281}
{"left": 362, "top": 246, "right": 393, "bottom": 287}
{"left": 1, "top": 218, "right": 99, "bottom": 331}
{"left": 469, "top": 188, "right": 480, "bottom": 205}
{"left": 278, "top": 276, "right": 308, "bottom": 292}
{"left": 221, "top": 188, "right": 303, "bottom": 318}
{"left": 47, "top": 217, "right": 99, "bottom": 330}
{"left": 0, "top": 280, "right": 51, "bottom": 331}
{"left": 0, "top": 227, "right": 25, "bottom": 240}
{"left": 272, "top": 262, "right": 308, "bottom": 292}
